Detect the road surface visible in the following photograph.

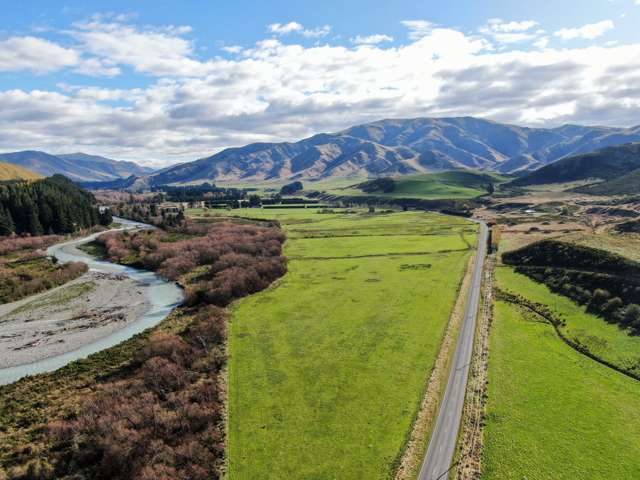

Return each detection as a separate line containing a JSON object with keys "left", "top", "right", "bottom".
{"left": 418, "top": 221, "right": 488, "bottom": 480}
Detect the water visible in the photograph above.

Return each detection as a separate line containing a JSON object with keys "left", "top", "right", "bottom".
{"left": 0, "top": 217, "right": 184, "bottom": 385}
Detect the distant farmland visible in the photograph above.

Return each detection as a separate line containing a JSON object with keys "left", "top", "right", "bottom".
{"left": 188, "top": 208, "right": 477, "bottom": 479}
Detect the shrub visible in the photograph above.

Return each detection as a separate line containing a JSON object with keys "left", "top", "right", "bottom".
{"left": 623, "top": 304, "right": 640, "bottom": 329}
{"left": 35, "top": 219, "right": 287, "bottom": 480}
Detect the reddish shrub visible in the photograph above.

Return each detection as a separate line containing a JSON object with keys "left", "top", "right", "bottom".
{"left": 42, "top": 220, "right": 287, "bottom": 479}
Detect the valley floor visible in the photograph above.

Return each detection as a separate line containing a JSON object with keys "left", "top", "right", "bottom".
{"left": 193, "top": 209, "right": 477, "bottom": 479}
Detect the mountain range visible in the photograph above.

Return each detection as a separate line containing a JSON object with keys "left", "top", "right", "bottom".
{"left": 0, "top": 151, "right": 154, "bottom": 182}
{"left": 3, "top": 117, "right": 640, "bottom": 186}
{"left": 142, "top": 117, "right": 640, "bottom": 185}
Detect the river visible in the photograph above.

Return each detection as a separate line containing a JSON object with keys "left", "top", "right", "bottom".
{"left": 0, "top": 217, "right": 184, "bottom": 385}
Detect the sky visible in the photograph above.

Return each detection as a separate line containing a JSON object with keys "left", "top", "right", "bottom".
{"left": 1, "top": 0, "right": 639, "bottom": 166}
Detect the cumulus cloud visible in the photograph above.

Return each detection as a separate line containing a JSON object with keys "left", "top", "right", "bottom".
{"left": 480, "top": 18, "right": 542, "bottom": 45}
{"left": 70, "top": 19, "right": 214, "bottom": 76}
{"left": 268, "top": 21, "right": 330, "bottom": 38}
{"left": 268, "top": 22, "right": 304, "bottom": 35}
{"left": 351, "top": 34, "right": 394, "bottom": 45}
{"left": 401, "top": 20, "right": 434, "bottom": 40}
{"left": 486, "top": 18, "right": 538, "bottom": 32}
{"left": 222, "top": 45, "right": 243, "bottom": 54}
{"left": 300, "top": 25, "right": 331, "bottom": 38}
{"left": 0, "top": 17, "right": 639, "bottom": 165}
{"left": 74, "top": 57, "right": 121, "bottom": 77}
{"left": 0, "top": 36, "right": 79, "bottom": 73}
{"left": 554, "top": 20, "right": 614, "bottom": 40}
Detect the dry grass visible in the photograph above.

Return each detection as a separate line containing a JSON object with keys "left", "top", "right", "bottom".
{"left": 454, "top": 255, "right": 495, "bottom": 479}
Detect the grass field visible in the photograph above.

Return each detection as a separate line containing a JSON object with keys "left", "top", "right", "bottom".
{"left": 195, "top": 208, "right": 477, "bottom": 479}
{"left": 483, "top": 266, "right": 640, "bottom": 479}
{"left": 497, "top": 267, "right": 640, "bottom": 377}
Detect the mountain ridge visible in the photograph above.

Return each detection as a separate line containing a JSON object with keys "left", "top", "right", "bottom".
{"left": 0, "top": 150, "right": 155, "bottom": 182}
{"left": 143, "top": 117, "right": 640, "bottom": 185}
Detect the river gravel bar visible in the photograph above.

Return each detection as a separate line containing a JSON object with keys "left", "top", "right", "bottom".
{"left": 0, "top": 271, "right": 151, "bottom": 369}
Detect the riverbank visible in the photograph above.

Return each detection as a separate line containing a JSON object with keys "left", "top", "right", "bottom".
{"left": 0, "top": 271, "right": 150, "bottom": 369}
{"left": 0, "top": 217, "right": 183, "bottom": 385}
{"left": 0, "top": 216, "right": 286, "bottom": 479}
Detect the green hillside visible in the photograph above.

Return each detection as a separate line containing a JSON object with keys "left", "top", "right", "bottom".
{"left": 511, "top": 143, "right": 640, "bottom": 187}
{"left": 574, "top": 168, "right": 640, "bottom": 195}
{"left": 0, "top": 161, "right": 42, "bottom": 181}
{"left": 346, "top": 170, "right": 508, "bottom": 200}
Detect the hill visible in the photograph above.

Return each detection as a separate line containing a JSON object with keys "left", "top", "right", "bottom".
{"left": 574, "top": 168, "right": 640, "bottom": 196}
{"left": 351, "top": 171, "right": 507, "bottom": 199}
{"left": 142, "top": 117, "right": 640, "bottom": 184}
{"left": 0, "top": 162, "right": 42, "bottom": 181}
{"left": 0, "top": 151, "right": 154, "bottom": 182}
{"left": 0, "top": 174, "right": 106, "bottom": 235}
{"left": 510, "top": 143, "right": 640, "bottom": 187}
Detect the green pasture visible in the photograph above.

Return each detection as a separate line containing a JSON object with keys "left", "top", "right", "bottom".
{"left": 483, "top": 267, "right": 640, "bottom": 479}
{"left": 211, "top": 208, "right": 477, "bottom": 479}
{"left": 321, "top": 171, "right": 509, "bottom": 200}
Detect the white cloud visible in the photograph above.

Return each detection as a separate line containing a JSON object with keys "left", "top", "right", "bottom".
{"left": 75, "top": 57, "right": 121, "bottom": 77}
{"left": 222, "top": 45, "right": 243, "bottom": 54}
{"left": 554, "top": 20, "right": 614, "bottom": 40}
{"left": 0, "top": 18, "right": 639, "bottom": 165}
{"left": 71, "top": 19, "right": 214, "bottom": 76}
{"left": 0, "top": 36, "right": 79, "bottom": 73}
{"left": 300, "top": 25, "right": 331, "bottom": 38}
{"left": 486, "top": 18, "right": 538, "bottom": 32}
{"left": 267, "top": 22, "right": 330, "bottom": 38}
{"left": 480, "top": 19, "right": 541, "bottom": 45}
{"left": 533, "top": 37, "right": 550, "bottom": 49}
{"left": 351, "top": 34, "right": 394, "bottom": 45}
{"left": 401, "top": 20, "right": 434, "bottom": 40}
{"left": 268, "top": 22, "right": 304, "bottom": 35}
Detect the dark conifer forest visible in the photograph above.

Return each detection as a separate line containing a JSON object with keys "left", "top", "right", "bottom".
{"left": 0, "top": 175, "right": 107, "bottom": 236}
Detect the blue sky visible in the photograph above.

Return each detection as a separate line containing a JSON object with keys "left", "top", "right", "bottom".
{"left": 1, "top": 0, "right": 639, "bottom": 165}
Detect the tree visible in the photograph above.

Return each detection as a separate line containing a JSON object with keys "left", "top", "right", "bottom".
{"left": 280, "top": 181, "right": 303, "bottom": 195}
{"left": 248, "top": 194, "right": 261, "bottom": 207}
{"left": 591, "top": 288, "right": 610, "bottom": 306}
{"left": 487, "top": 182, "right": 495, "bottom": 195}
{"left": 0, "top": 175, "right": 101, "bottom": 235}
{"left": 622, "top": 304, "right": 640, "bottom": 328}
{"left": 99, "top": 209, "right": 113, "bottom": 226}
{"left": 0, "top": 205, "right": 14, "bottom": 236}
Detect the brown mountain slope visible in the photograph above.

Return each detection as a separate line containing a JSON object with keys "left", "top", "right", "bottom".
{"left": 0, "top": 162, "right": 42, "bottom": 181}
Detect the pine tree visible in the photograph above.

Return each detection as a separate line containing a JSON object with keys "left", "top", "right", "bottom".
{"left": 0, "top": 204, "right": 14, "bottom": 235}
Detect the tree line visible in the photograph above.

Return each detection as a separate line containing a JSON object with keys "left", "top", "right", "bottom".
{"left": 503, "top": 239, "right": 640, "bottom": 334}
{"left": 0, "top": 175, "right": 110, "bottom": 236}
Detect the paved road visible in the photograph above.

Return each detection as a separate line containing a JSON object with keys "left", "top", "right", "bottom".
{"left": 418, "top": 221, "right": 488, "bottom": 480}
